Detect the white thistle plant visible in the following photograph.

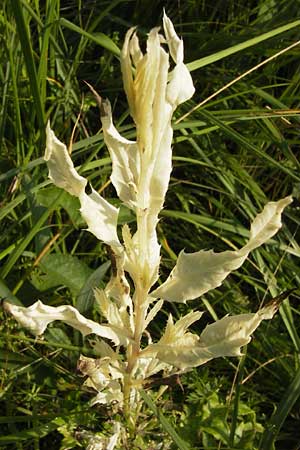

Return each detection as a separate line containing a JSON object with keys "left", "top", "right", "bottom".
{"left": 5, "top": 12, "right": 292, "bottom": 447}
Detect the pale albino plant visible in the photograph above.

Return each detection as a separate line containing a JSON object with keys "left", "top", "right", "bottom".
{"left": 5, "top": 12, "right": 292, "bottom": 448}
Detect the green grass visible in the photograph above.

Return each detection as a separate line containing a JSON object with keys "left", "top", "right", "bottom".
{"left": 1, "top": 0, "right": 300, "bottom": 448}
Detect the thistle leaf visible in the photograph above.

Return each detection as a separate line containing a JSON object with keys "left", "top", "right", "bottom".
{"left": 151, "top": 304, "right": 277, "bottom": 369}
{"left": 100, "top": 98, "right": 140, "bottom": 209}
{"left": 152, "top": 196, "right": 292, "bottom": 302}
{"left": 199, "top": 304, "right": 276, "bottom": 357}
{"left": 141, "top": 311, "right": 203, "bottom": 363}
{"left": 113, "top": 14, "right": 195, "bottom": 289}
{"left": 244, "top": 196, "right": 293, "bottom": 251}
{"left": 4, "top": 300, "right": 122, "bottom": 345}
{"left": 44, "top": 123, "right": 121, "bottom": 249}
{"left": 167, "top": 62, "right": 196, "bottom": 107}
{"left": 45, "top": 122, "right": 87, "bottom": 197}
{"left": 162, "top": 11, "right": 183, "bottom": 64}
{"left": 94, "top": 288, "right": 133, "bottom": 344}
{"left": 79, "top": 187, "right": 120, "bottom": 248}
{"left": 143, "top": 299, "right": 164, "bottom": 331}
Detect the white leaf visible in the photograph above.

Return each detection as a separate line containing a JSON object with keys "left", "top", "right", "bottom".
{"left": 107, "top": 422, "right": 121, "bottom": 450}
{"left": 198, "top": 304, "right": 276, "bottom": 358}
{"left": 45, "top": 124, "right": 121, "bottom": 249}
{"left": 110, "top": 14, "right": 194, "bottom": 289}
{"left": 143, "top": 299, "right": 164, "bottom": 331}
{"left": 77, "top": 355, "right": 123, "bottom": 386}
{"left": 4, "top": 300, "right": 122, "bottom": 345}
{"left": 152, "top": 248, "right": 247, "bottom": 303}
{"left": 44, "top": 122, "right": 86, "bottom": 197}
{"left": 89, "top": 338, "right": 118, "bottom": 359}
{"left": 79, "top": 187, "right": 120, "bottom": 248}
{"left": 162, "top": 11, "right": 183, "bottom": 64}
{"left": 84, "top": 422, "right": 121, "bottom": 450}
{"left": 135, "top": 356, "right": 170, "bottom": 380}
{"left": 78, "top": 356, "right": 124, "bottom": 407}
{"left": 120, "top": 27, "right": 137, "bottom": 121}
{"left": 94, "top": 288, "right": 132, "bottom": 346}
{"left": 93, "top": 247, "right": 134, "bottom": 344}
{"left": 245, "top": 196, "right": 292, "bottom": 251}
{"left": 163, "top": 12, "right": 195, "bottom": 105}
{"left": 102, "top": 247, "right": 132, "bottom": 310}
{"left": 148, "top": 123, "right": 172, "bottom": 218}
{"left": 152, "top": 196, "right": 292, "bottom": 302}
{"left": 151, "top": 304, "right": 277, "bottom": 369}
{"left": 141, "top": 311, "right": 203, "bottom": 366}
{"left": 166, "top": 63, "right": 196, "bottom": 107}
{"left": 119, "top": 13, "right": 194, "bottom": 212}
{"left": 90, "top": 382, "right": 123, "bottom": 407}
{"left": 100, "top": 99, "right": 140, "bottom": 209}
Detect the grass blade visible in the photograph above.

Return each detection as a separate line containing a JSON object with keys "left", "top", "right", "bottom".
{"left": 11, "top": 0, "right": 45, "bottom": 141}
{"left": 0, "top": 191, "right": 63, "bottom": 280}
{"left": 187, "top": 19, "right": 300, "bottom": 72}
{"left": 259, "top": 366, "right": 300, "bottom": 450}
{"left": 59, "top": 17, "right": 120, "bottom": 56}
{"left": 197, "top": 108, "right": 300, "bottom": 181}
{"left": 140, "top": 389, "right": 190, "bottom": 450}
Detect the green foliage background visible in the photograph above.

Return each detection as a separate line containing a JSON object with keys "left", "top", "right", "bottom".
{"left": 1, "top": 0, "right": 300, "bottom": 449}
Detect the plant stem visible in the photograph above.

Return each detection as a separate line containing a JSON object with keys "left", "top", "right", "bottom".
{"left": 123, "top": 207, "right": 151, "bottom": 419}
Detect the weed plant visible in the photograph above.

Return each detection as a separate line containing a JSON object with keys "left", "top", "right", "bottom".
{"left": 1, "top": 1, "right": 300, "bottom": 449}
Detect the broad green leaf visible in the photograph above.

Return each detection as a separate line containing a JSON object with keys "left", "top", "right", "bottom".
{"left": 45, "top": 327, "right": 72, "bottom": 346}
{"left": 0, "top": 350, "right": 33, "bottom": 369}
{"left": 0, "top": 421, "right": 59, "bottom": 444}
{"left": 31, "top": 253, "right": 93, "bottom": 295}
{"left": 76, "top": 261, "right": 111, "bottom": 313}
{"left": 37, "top": 186, "right": 82, "bottom": 226}
{"left": 0, "top": 278, "right": 22, "bottom": 305}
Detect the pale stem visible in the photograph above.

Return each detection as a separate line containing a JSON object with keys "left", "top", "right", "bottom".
{"left": 123, "top": 206, "right": 152, "bottom": 417}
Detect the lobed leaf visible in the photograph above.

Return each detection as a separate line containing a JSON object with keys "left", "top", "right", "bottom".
{"left": 150, "top": 304, "right": 277, "bottom": 369}
{"left": 152, "top": 196, "right": 292, "bottom": 302}
{"left": 44, "top": 123, "right": 121, "bottom": 250}
{"left": 4, "top": 300, "right": 122, "bottom": 345}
